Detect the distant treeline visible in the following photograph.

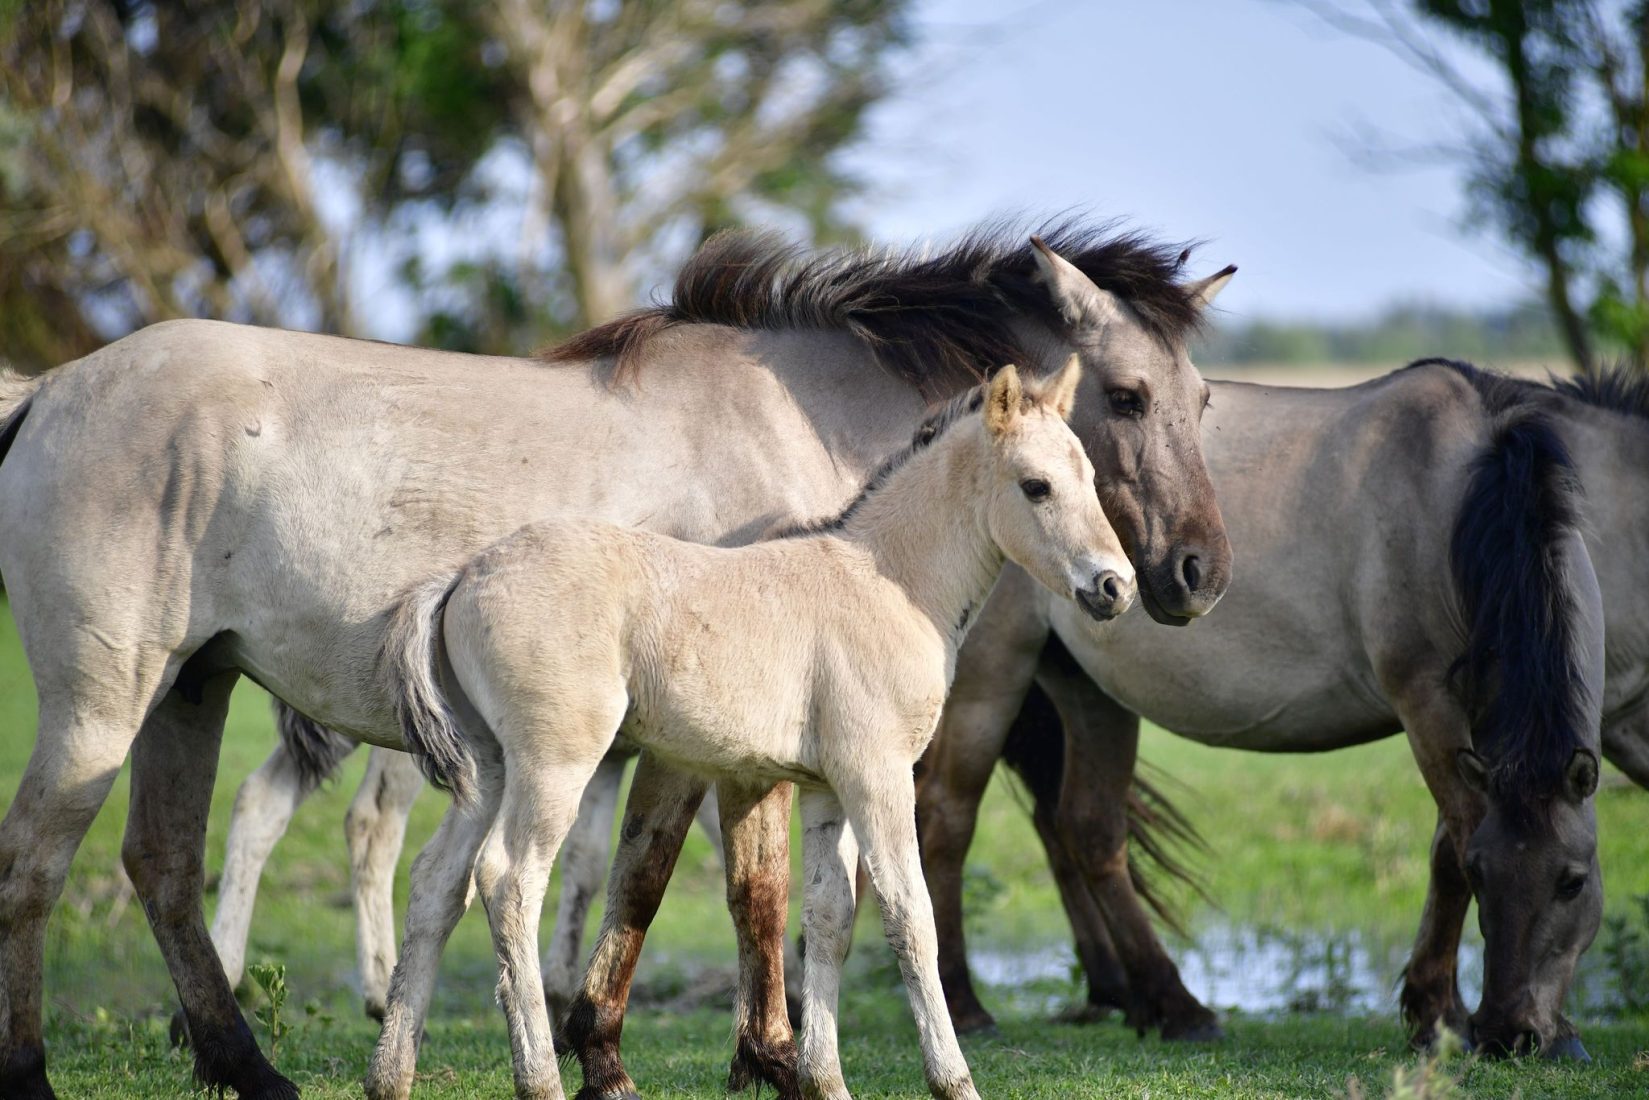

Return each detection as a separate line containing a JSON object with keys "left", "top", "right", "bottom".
{"left": 1197, "top": 301, "right": 1567, "bottom": 367}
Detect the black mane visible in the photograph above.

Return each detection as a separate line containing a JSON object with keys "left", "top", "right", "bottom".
{"left": 1548, "top": 361, "right": 1649, "bottom": 420}
{"left": 772, "top": 385, "right": 987, "bottom": 540}
{"left": 544, "top": 219, "right": 1206, "bottom": 396}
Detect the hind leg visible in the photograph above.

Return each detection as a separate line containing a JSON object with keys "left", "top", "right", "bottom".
{"left": 347, "top": 747, "right": 426, "bottom": 1020}
{"left": 542, "top": 753, "right": 627, "bottom": 1028}
{"left": 365, "top": 747, "right": 506, "bottom": 1100}
{"left": 563, "top": 752, "right": 707, "bottom": 1100}
{"left": 720, "top": 779, "right": 799, "bottom": 1099}
{"left": 797, "top": 789, "right": 859, "bottom": 1100}
{"left": 126, "top": 672, "right": 297, "bottom": 1098}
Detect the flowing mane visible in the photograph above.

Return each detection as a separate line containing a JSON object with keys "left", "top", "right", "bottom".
{"left": 542, "top": 220, "right": 1206, "bottom": 395}
{"left": 1548, "top": 361, "right": 1649, "bottom": 420}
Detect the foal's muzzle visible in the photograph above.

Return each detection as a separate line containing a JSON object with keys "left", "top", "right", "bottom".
{"left": 1075, "top": 570, "right": 1133, "bottom": 621}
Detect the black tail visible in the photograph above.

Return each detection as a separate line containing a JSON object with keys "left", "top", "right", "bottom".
{"left": 1448, "top": 399, "right": 1589, "bottom": 811}
{"left": 999, "top": 681, "right": 1209, "bottom": 936}
{"left": 273, "top": 703, "right": 358, "bottom": 792}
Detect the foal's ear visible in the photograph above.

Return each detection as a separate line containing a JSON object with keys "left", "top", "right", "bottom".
{"left": 1457, "top": 749, "right": 1489, "bottom": 796}
{"left": 1040, "top": 353, "right": 1083, "bottom": 421}
{"left": 1186, "top": 264, "right": 1238, "bottom": 310}
{"left": 1565, "top": 748, "right": 1600, "bottom": 802}
{"left": 1030, "top": 236, "right": 1119, "bottom": 328}
{"left": 986, "top": 365, "right": 1024, "bottom": 437}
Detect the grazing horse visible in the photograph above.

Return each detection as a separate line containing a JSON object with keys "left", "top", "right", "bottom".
{"left": 366, "top": 362, "right": 1127, "bottom": 1100}
{"left": 0, "top": 222, "right": 1233, "bottom": 1100}
{"left": 919, "top": 359, "right": 1608, "bottom": 1058}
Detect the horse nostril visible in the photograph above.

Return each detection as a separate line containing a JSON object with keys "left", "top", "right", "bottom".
{"left": 1181, "top": 554, "right": 1202, "bottom": 592}
{"left": 1100, "top": 572, "right": 1122, "bottom": 601}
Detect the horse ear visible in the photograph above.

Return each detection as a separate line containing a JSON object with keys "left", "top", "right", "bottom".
{"left": 1565, "top": 748, "right": 1600, "bottom": 802}
{"left": 1186, "top": 264, "right": 1238, "bottom": 310}
{"left": 986, "top": 365, "right": 1023, "bottom": 437}
{"left": 1030, "top": 236, "right": 1119, "bottom": 328}
{"left": 1041, "top": 353, "right": 1083, "bottom": 421}
{"left": 1457, "top": 749, "right": 1489, "bottom": 795}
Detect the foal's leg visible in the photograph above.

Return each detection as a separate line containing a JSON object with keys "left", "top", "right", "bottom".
{"left": 476, "top": 745, "right": 613, "bottom": 1100}
{"left": 1035, "top": 646, "right": 1220, "bottom": 1041}
{"left": 346, "top": 747, "right": 426, "bottom": 1020}
{"left": 797, "top": 789, "right": 860, "bottom": 1100}
{"left": 542, "top": 753, "right": 628, "bottom": 1027}
{"left": 0, "top": 643, "right": 201, "bottom": 1100}
{"left": 126, "top": 672, "right": 297, "bottom": 1099}
{"left": 365, "top": 749, "right": 506, "bottom": 1100}
{"left": 563, "top": 751, "right": 707, "bottom": 1100}
{"left": 211, "top": 737, "right": 354, "bottom": 1001}
{"left": 842, "top": 766, "right": 979, "bottom": 1100}
{"left": 720, "top": 779, "right": 799, "bottom": 1099}
{"left": 914, "top": 569, "right": 1048, "bottom": 1034}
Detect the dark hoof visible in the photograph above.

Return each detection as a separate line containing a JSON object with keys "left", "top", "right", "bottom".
{"left": 1542, "top": 1035, "right": 1590, "bottom": 1062}
{"left": 952, "top": 1010, "right": 999, "bottom": 1038}
{"left": 169, "top": 1009, "right": 192, "bottom": 1049}
{"left": 574, "top": 1089, "right": 642, "bottom": 1100}
{"left": 1163, "top": 1020, "right": 1225, "bottom": 1043}
{"left": 364, "top": 998, "right": 387, "bottom": 1023}
{"left": 0, "top": 1046, "right": 58, "bottom": 1100}
{"left": 1054, "top": 1002, "right": 1115, "bottom": 1026}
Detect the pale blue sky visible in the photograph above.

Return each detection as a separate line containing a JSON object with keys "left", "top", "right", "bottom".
{"left": 844, "top": 0, "right": 1534, "bottom": 322}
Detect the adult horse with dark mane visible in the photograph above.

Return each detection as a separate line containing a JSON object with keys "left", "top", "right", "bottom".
{"left": 0, "top": 221, "right": 1234, "bottom": 1100}
{"left": 920, "top": 358, "right": 1610, "bottom": 1060}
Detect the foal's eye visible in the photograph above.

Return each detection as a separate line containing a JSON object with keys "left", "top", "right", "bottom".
{"left": 1556, "top": 872, "right": 1588, "bottom": 901}
{"left": 1108, "top": 389, "right": 1145, "bottom": 417}
{"left": 1020, "top": 478, "right": 1051, "bottom": 502}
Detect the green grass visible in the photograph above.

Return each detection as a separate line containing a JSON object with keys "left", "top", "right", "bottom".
{"left": 3, "top": 593, "right": 1647, "bottom": 1097}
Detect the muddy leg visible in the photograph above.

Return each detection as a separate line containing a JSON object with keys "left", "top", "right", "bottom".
{"left": 1036, "top": 643, "right": 1220, "bottom": 1041}
{"left": 720, "top": 779, "right": 799, "bottom": 1099}
{"left": 563, "top": 753, "right": 706, "bottom": 1100}
{"left": 915, "top": 568, "right": 1048, "bottom": 1035}
{"left": 543, "top": 754, "right": 628, "bottom": 1028}
{"left": 126, "top": 674, "right": 298, "bottom": 1098}
{"left": 347, "top": 747, "right": 426, "bottom": 1021}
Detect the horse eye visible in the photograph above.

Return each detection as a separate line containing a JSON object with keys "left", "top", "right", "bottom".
{"left": 1020, "top": 478, "right": 1051, "bottom": 502}
{"left": 1107, "top": 389, "right": 1144, "bottom": 417}
{"left": 1557, "top": 873, "right": 1587, "bottom": 901}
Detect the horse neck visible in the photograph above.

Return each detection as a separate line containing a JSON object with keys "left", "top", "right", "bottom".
{"left": 1556, "top": 402, "right": 1649, "bottom": 601}
{"left": 833, "top": 427, "right": 1005, "bottom": 639}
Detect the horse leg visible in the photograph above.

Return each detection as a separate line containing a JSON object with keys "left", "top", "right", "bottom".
{"left": 347, "top": 747, "right": 426, "bottom": 1020}
{"left": 123, "top": 671, "right": 296, "bottom": 1099}
{"left": 720, "top": 779, "right": 799, "bottom": 1099}
{"left": 1000, "top": 686, "right": 1131, "bottom": 1018}
{"left": 796, "top": 789, "right": 859, "bottom": 1100}
{"left": 1601, "top": 703, "right": 1649, "bottom": 788}
{"left": 0, "top": 632, "right": 197, "bottom": 1100}
{"left": 914, "top": 568, "right": 1048, "bottom": 1035}
{"left": 841, "top": 767, "right": 979, "bottom": 1100}
{"left": 563, "top": 752, "right": 706, "bottom": 1100}
{"left": 1389, "top": 681, "right": 1477, "bottom": 1050}
{"left": 365, "top": 748, "right": 506, "bottom": 1100}
{"left": 542, "top": 753, "right": 627, "bottom": 1028}
{"left": 1035, "top": 644, "right": 1220, "bottom": 1041}
{"left": 477, "top": 738, "right": 615, "bottom": 1100}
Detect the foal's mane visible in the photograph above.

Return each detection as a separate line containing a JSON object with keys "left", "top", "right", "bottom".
{"left": 542, "top": 220, "right": 1205, "bottom": 395}
{"left": 772, "top": 385, "right": 988, "bottom": 540}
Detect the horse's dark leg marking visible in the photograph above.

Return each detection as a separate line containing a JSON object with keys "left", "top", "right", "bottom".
{"left": 564, "top": 754, "right": 705, "bottom": 1100}
{"left": 1400, "top": 818, "right": 1473, "bottom": 1048}
{"left": 1036, "top": 647, "right": 1220, "bottom": 1042}
{"left": 720, "top": 780, "right": 799, "bottom": 1099}
{"left": 126, "top": 672, "right": 298, "bottom": 1099}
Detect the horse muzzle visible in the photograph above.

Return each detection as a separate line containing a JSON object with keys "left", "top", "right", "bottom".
{"left": 1075, "top": 570, "right": 1134, "bottom": 621}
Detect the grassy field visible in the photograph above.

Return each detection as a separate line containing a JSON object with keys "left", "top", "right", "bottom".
{"left": 4, "top": 593, "right": 1648, "bottom": 1098}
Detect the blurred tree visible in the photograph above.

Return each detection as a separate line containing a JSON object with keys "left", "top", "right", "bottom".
{"left": 1301, "top": 0, "right": 1649, "bottom": 371}
{"left": 0, "top": 1, "right": 909, "bottom": 368}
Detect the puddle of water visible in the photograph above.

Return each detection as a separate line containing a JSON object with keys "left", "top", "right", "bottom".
{"left": 967, "top": 921, "right": 1628, "bottom": 1019}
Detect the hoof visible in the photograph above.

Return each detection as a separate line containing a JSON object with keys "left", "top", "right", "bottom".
{"left": 573, "top": 1089, "right": 642, "bottom": 1100}
{"left": 0, "top": 1046, "right": 58, "bottom": 1100}
{"left": 1163, "top": 1020, "right": 1225, "bottom": 1043}
{"left": 951, "top": 1010, "right": 999, "bottom": 1038}
{"left": 728, "top": 1036, "right": 799, "bottom": 1099}
{"left": 1542, "top": 1035, "right": 1591, "bottom": 1063}
{"left": 1055, "top": 1002, "right": 1116, "bottom": 1027}
{"left": 364, "top": 997, "right": 387, "bottom": 1023}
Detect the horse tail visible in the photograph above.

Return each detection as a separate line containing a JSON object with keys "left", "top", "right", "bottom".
{"left": 381, "top": 575, "right": 478, "bottom": 807}
{"left": 1449, "top": 399, "right": 1589, "bottom": 807}
{"left": 999, "top": 682, "right": 1207, "bottom": 935}
{"left": 272, "top": 702, "right": 358, "bottom": 793}
{"left": 0, "top": 365, "right": 44, "bottom": 468}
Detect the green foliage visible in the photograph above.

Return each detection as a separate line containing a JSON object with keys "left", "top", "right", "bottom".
{"left": 1198, "top": 299, "right": 1565, "bottom": 366}
{"left": 1344, "top": 1027, "right": 1470, "bottom": 1100}
{"left": 1600, "top": 892, "right": 1649, "bottom": 1016}
{"left": 248, "top": 962, "right": 290, "bottom": 1056}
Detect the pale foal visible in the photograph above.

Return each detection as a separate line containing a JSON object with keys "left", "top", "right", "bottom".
{"left": 365, "top": 356, "right": 1132, "bottom": 1100}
